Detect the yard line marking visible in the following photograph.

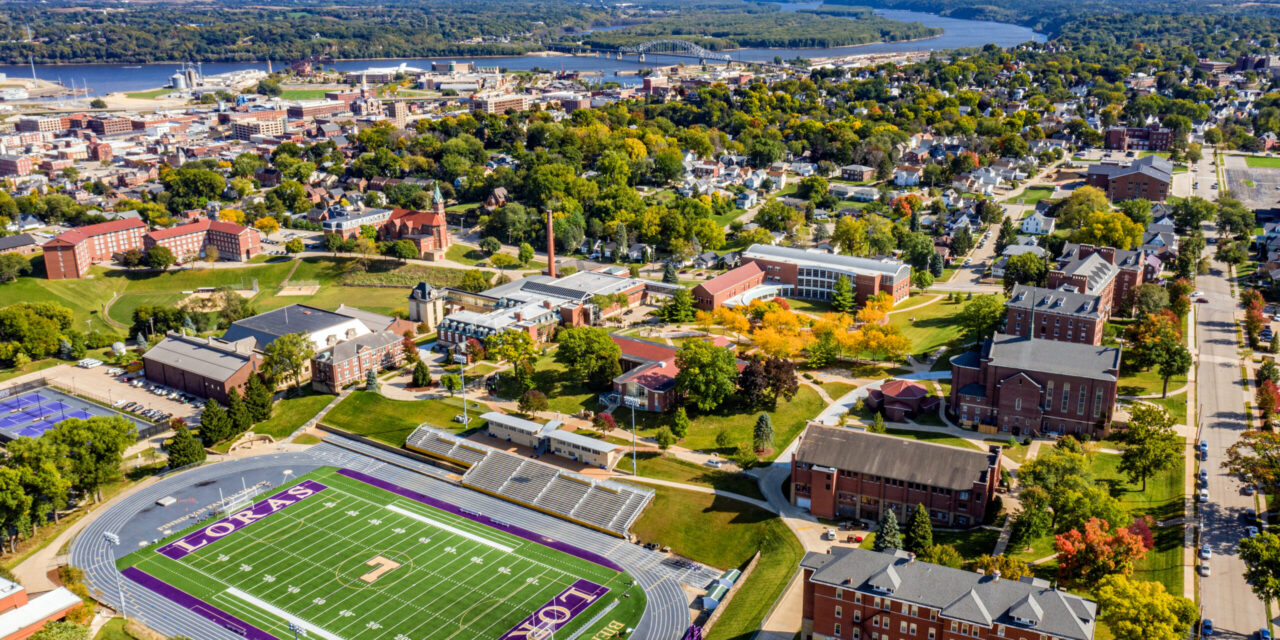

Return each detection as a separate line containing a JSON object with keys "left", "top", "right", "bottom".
{"left": 385, "top": 504, "right": 514, "bottom": 553}
{"left": 226, "top": 586, "right": 348, "bottom": 640}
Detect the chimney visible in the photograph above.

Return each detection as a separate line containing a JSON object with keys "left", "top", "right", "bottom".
{"left": 546, "top": 209, "right": 557, "bottom": 279}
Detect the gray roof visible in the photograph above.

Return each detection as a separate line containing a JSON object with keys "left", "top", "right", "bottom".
{"left": 1006, "top": 285, "right": 1103, "bottom": 319}
{"left": 1085, "top": 155, "right": 1172, "bottom": 183}
{"left": 0, "top": 233, "right": 38, "bottom": 252}
{"left": 794, "top": 426, "right": 997, "bottom": 491}
{"left": 1001, "top": 244, "right": 1046, "bottom": 258}
{"left": 313, "top": 330, "right": 400, "bottom": 364}
{"left": 222, "top": 304, "right": 357, "bottom": 349}
{"left": 409, "top": 281, "right": 441, "bottom": 301}
{"left": 334, "top": 304, "right": 397, "bottom": 332}
{"left": 800, "top": 547, "right": 1097, "bottom": 640}
{"left": 481, "top": 410, "right": 552, "bottom": 436}
{"left": 142, "top": 333, "right": 256, "bottom": 382}
{"left": 984, "top": 332, "right": 1121, "bottom": 381}
{"left": 742, "top": 244, "right": 910, "bottom": 284}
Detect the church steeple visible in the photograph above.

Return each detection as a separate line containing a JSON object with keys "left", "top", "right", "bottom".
{"left": 432, "top": 184, "right": 445, "bottom": 215}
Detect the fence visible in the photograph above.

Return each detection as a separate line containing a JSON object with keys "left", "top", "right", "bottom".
{"left": 41, "top": 378, "right": 167, "bottom": 439}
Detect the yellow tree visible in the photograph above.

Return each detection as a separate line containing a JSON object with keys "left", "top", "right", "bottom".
{"left": 218, "top": 208, "right": 246, "bottom": 225}
{"left": 695, "top": 310, "right": 715, "bottom": 333}
{"left": 713, "top": 307, "right": 750, "bottom": 342}
{"left": 254, "top": 216, "right": 280, "bottom": 235}
{"left": 752, "top": 327, "right": 809, "bottom": 358}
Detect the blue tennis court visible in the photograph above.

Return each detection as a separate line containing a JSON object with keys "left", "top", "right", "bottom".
{"left": 0, "top": 388, "right": 133, "bottom": 442}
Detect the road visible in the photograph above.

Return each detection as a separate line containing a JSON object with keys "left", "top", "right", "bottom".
{"left": 1195, "top": 150, "right": 1269, "bottom": 637}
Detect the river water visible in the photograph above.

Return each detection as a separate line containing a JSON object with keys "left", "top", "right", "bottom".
{"left": 0, "top": 9, "right": 1044, "bottom": 96}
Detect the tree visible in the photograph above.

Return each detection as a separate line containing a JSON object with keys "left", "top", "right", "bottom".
{"left": 659, "top": 287, "right": 696, "bottom": 323}
{"left": 957, "top": 295, "right": 1005, "bottom": 344}
{"left": 121, "top": 248, "right": 144, "bottom": 269}
{"left": 1260, "top": 379, "right": 1280, "bottom": 425}
{"left": 244, "top": 375, "right": 273, "bottom": 422}
{"left": 873, "top": 509, "right": 902, "bottom": 551}
{"left": 459, "top": 270, "right": 492, "bottom": 293}
{"left": 674, "top": 340, "right": 738, "bottom": 411}
{"left": 662, "top": 262, "right": 678, "bottom": 284}
{"left": 904, "top": 504, "right": 933, "bottom": 555}
{"left": 554, "top": 327, "right": 622, "bottom": 390}
{"left": 1052, "top": 185, "right": 1110, "bottom": 230}
{"left": 518, "top": 242, "right": 535, "bottom": 265}
{"left": 486, "top": 329, "right": 538, "bottom": 391}
{"left": 285, "top": 238, "right": 304, "bottom": 253}
{"left": 1240, "top": 531, "right": 1280, "bottom": 603}
{"left": 1010, "top": 486, "right": 1054, "bottom": 546}
{"left": 261, "top": 332, "right": 315, "bottom": 394}
{"left": 411, "top": 360, "right": 432, "bottom": 388}
{"left": 166, "top": 420, "right": 206, "bottom": 468}
{"left": 364, "top": 368, "right": 380, "bottom": 394}
{"left": 911, "top": 270, "right": 933, "bottom": 293}
{"left": 831, "top": 275, "right": 856, "bottom": 313}
{"left": 1055, "top": 518, "right": 1149, "bottom": 585}
{"left": 753, "top": 413, "right": 774, "bottom": 452}
{"left": 48, "top": 416, "right": 135, "bottom": 501}
{"left": 198, "top": 399, "right": 230, "bottom": 446}
{"left": 672, "top": 407, "right": 690, "bottom": 439}
{"left": 1117, "top": 404, "right": 1181, "bottom": 491}
{"left": 1154, "top": 341, "right": 1191, "bottom": 399}
{"left": 440, "top": 374, "right": 462, "bottom": 396}
{"left": 0, "top": 467, "right": 31, "bottom": 553}
{"left": 1130, "top": 283, "right": 1170, "bottom": 317}
{"left": 145, "top": 245, "right": 176, "bottom": 270}
{"left": 227, "top": 388, "right": 252, "bottom": 435}
{"left": 1070, "top": 210, "right": 1144, "bottom": 250}
{"left": 995, "top": 217, "right": 1017, "bottom": 255}
{"left": 1002, "top": 252, "right": 1047, "bottom": 291}
{"left": 0, "top": 253, "right": 32, "bottom": 283}
{"left": 870, "top": 411, "right": 886, "bottom": 433}
{"left": 1094, "top": 574, "right": 1197, "bottom": 640}
{"left": 919, "top": 543, "right": 963, "bottom": 568}
{"left": 655, "top": 427, "right": 677, "bottom": 450}
{"left": 518, "top": 390, "right": 548, "bottom": 416}
{"left": 973, "top": 554, "right": 1031, "bottom": 581}
{"left": 254, "top": 216, "right": 280, "bottom": 236}
{"left": 479, "top": 236, "right": 501, "bottom": 255}
{"left": 204, "top": 245, "right": 221, "bottom": 263}
{"left": 29, "top": 621, "right": 88, "bottom": 640}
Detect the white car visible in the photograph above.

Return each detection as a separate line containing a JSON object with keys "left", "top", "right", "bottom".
{"left": 1199, "top": 489, "right": 1210, "bottom": 503}
{"left": 1192, "top": 291, "right": 1204, "bottom": 298}
{"left": 823, "top": 528, "right": 837, "bottom": 541}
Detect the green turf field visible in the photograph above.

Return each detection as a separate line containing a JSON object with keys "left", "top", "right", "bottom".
{"left": 120, "top": 468, "right": 645, "bottom": 640}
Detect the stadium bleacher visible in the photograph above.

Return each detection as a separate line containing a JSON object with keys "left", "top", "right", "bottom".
{"left": 405, "top": 425, "right": 653, "bottom": 537}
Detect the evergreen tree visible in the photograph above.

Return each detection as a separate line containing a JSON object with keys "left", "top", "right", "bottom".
{"left": 672, "top": 407, "right": 690, "bottom": 439}
{"left": 615, "top": 223, "right": 628, "bottom": 263}
{"left": 870, "top": 411, "right": 886, "bottom": 433}
{"left": 909, "top": 210, "right": 919, "bottom": 232}
{"left": 227, "top": 389, "right": 252, "bottom": 436}
{"left": 198, "top": 399, "right": 230, "bottom": 446}
{"left": 904, "top": 503, "right": 934, "bottom": 555}
{"left": 662, "top": 262, "right": 679, "bottom": 284}
{"left": 365, "top": 369, "right": 380, "bottom": 393}
{"left": 245, "top": 375, "right": 273, "bottom": 422}
{"left": 929, "top": 251, "right": 944, "bottom": 277}
{"left": 874, "top": 509, "right": 903, "bottom": 551}
{"left": 832, "top": 275, "right": 856, "bottom": 313}
{"left": 753, "top": 413, "right": 774, "bottom": 451}
{"left": 167, "top": 421, "right": 207, "bottom": 468}
{"left": 412, "top": 360, "right": 432, "bottom": 388}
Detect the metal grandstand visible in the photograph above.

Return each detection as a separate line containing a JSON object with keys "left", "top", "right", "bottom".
{"left": 406, "top": 426, "right": 653, "bottom": 537}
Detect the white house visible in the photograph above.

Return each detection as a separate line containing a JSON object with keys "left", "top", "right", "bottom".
{"left": 893, "top": 165, "right": 923, "bottom": 187}
{"left": 1020, "top": 211, "right": 1056, "bottom": 235}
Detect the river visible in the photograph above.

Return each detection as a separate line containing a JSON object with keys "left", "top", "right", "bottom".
{"left": 0, "top": 9, "right": 1044, "bottom": 96}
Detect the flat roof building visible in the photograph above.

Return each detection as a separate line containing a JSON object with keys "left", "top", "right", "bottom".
{"left": 142, "top": 333, "right": 261, "bottom": 403}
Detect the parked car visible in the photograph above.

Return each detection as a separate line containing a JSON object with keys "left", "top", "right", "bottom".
{"left": 1199, "top": 468, "right": 1209, "bottom": 484}
{"left": 1258, "top": 628, "right": 1271, "bottom": 640}
{"left": 1248, "top": 526, "right": 1261, "bottom": 538}
{"left": 1199, "top": 439, "right": 1209, "bottom": 454}
{"left": 1200, "top": 544, "right": 1212, "bottom": 560}
{"left": 1203, "top": 619, "right": 1214, "bottom": 636}
{"left": 1200, "top": 561, "right": 1211, "bottom": 577}
{"left": 1199, "top": 489, "right": 1210, "bottom": 503}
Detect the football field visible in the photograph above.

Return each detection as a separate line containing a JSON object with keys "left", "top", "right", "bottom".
{"left": 120, "top": 467, "right": 646, "bottom": 640}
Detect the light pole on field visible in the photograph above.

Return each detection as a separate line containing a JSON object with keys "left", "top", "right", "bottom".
{"left": 103, "top": 531, "right": 126, "bottom": 620}
{"left": 623, "top": 395, "right": 642, "bottom": 476}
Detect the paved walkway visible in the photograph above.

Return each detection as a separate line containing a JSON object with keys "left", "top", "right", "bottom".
{"left": 620, "top": 476, "right": 775, "bottom": 512}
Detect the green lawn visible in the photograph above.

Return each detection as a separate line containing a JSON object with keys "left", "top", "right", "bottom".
{"left": 628, "top": 386, "right": 825, "bottom": 460}
{"left": 860, "top": 527, "right": 1000, "bottom": 563}
{"left": 786, "top": 297, "right": 836, "bottom": 316}
{"left": 1245, "top": 155, "right": 1280, "bottom": 169}
{"left": 628, "top": 486, "right": 803, "bottom": 640}
{"left": 884, "top": 427, "right": 981, "bottom": 451}
{"left": 0, "top": 358, "right": 61, "bottom": 383}
{"left": 251, "top": 391, "right": 333, "bottom": 439}
{"left": 498, "top": 351, "right": 600, "bottom": 416}
{"left": 445, "top": 244, "right": 489, "bottom": 266}
{"left": 985, "top": 437, "right": 1030, "bottom": 464}
{"left": 890, "top": 296, "right": 988, "bottom": 358}
{"left": 123, "top": 88, "right": 172, "bottom": 100}
{"left": 93, "top": 618, "right": 138, "bottom": 640}
{"left": 1117, "top": 356, "right": 1187, "bottom": 397}
{"left": 817, "top": 380, "right": 856, "bottom": 399}
{"left": 107, "top": 292, "right": 188, "bottom": 326}
{"left": 277, "top": 88, "right": 333, "bottom": 100}
{"left": 322, "top": 391, "right": 487, "bottom": 445}
{"left": 1091, "top": 448, "right": 1186, "bottom": 593}
{"left": 631, "top": 451, "right": 765, "bottom": 500}
{"left": 1009, "top": 186, "right": 1055, "bottom": 205}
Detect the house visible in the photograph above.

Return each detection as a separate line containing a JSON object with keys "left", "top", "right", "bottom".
{"left": 627, "top": 243, "right": 653, "bottom": 263}
{"left": 1020, "top": 211, "right": 1055, "bottom": 235}
{"left": 609, "top": 335, "right": 741, "bottom": 412}
{"left": 692, "top": 251, "right": 720, "bottom": 269}
{"left": 950, "top": 332, "right": 1122, "bottom": 437}
{"left": 799, "top": 547, "right": 1097, "bottom": 640}
{"left": 1005, "top": 284, "right": 1108, "bottom": 346}
{"left": 1084, "top": 156, "right": 1172, "bottom": 201}
{"left": 840, "top": 164, "right": 876, "bottom": 181}
{"left": 791, "top": 426, "right": 1000, "bottom": 526}
{"left": 740, "top": 244, "right": 911, "bottom": 305}
{"left": 736, "top": 191, "right": 758, "bottom": 209}
{"left": 142, "top": 333, "right": 262, "bottom": 402}
{"left": 5, "top": 214, "right": 42, "bottom": 233}
{"left": 893, "top": 165, "right": 923, "bottom": 187}
{"left": 0, "top": 233, "right": 40, "bottom": 256}
{"left": 989, "top": 244, "right": 1046, "bottom": 279}
{"left": 864, "top": 379, "right": 940, "bottom": 420}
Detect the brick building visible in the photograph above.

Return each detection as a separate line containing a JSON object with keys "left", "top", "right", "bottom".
{"left": 791, "top": 426, "right": 1000, "bottom": 527}
{"left": 1004, "top": 284, "right": 1107, "bottom": 345}
{"left": 0, "top": 155, "right": 35, "bottom": 177}
{"left": 142, "top": 333, "right": 261, "bottom": 403}
{"left": 287, "top": 100, "right": 348, "bottom": 119}
{"left": 1084, "top": 156, "right": 1172, "bottom": 201}
{"left": 800, "top": 547, "right": 1096, "bottom": 640}
{"left": 311, "top": 330, "right": 406, "bottom": 393}
{"left": 472, "top": 93, "right": 532, "bottom": 114}
{"left": 15, "top": 116, "right": 64, "bottom": 134}
{"left": 231, "top": 118, "right": 285, "bottom": 141}
{"left": 88, "top": 116, "right": 132, "bottom": 136}
{"left": 739, "top": 244, "right": 911, "bottom": 306}
{"left": 0, "top": 576, "right": 82, "bottom": 640}
{"left": 1048, "top": 244, "right": 1145, "bottom": 315}
{"left": 143, "top": 219, "right": 262, "bottom": 262}
{"left": 0, "top": 234, "right": 40, "bottom": 256}
{"left": 865, "top": 379, "right": 940, "bottom": 421}
{"left": 950, "top": 333, "right": 1121, "bottom": 437}
{"left": 1105, "top": 124, "right": 1173, "bottom": 151}
{"left": 379, "top": 188, "right": 452, "bottom": 258}
{"left": 692, "top": 262, "right": 766, "bottom": 310}
{"left": 42, "top": 218, "right": 147, "bottom": 279}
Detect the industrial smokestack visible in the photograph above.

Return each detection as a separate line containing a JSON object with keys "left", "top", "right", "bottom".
{"left": 546, "top": 209, "right": 557, "bottom": 279}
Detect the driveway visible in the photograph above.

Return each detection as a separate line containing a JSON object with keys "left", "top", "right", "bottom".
{"left": 1195, "top": 223, "right": 1269, "bottom": 635}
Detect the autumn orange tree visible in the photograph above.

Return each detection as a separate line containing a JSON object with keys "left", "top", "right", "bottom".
{"left": 1054, "top": 518, "right": 1149, "bottom": 586}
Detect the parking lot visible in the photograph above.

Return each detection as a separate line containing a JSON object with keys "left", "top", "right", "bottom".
{"left": 1222, "top": 154, "right": 1280, "bottom": 213}
{"left": 41, "top": 364, "right": 202, "bottom": 426}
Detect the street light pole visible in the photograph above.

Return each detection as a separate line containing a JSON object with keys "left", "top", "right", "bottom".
{"left": 103, "top": 531, "right": 126, "bottom": 620}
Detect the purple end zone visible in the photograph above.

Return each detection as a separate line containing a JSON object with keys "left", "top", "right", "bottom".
{"left": 497, "top": 579, "right": 610, "bottom": 640}
{"left": 158, "top": 480, "right": 327, "bottom": 560}
{"left": 336, "top": 468, "right": 625, "bottom": 572}
{"left": 122, "top": 567, "right": 281, "bottom": 640}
